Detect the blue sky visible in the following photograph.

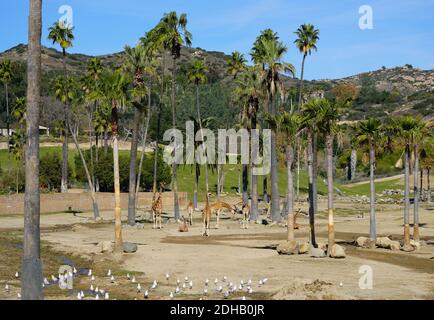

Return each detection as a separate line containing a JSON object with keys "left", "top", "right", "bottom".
{"left": 1, "top": 0, "right": 433, "bottom": 80}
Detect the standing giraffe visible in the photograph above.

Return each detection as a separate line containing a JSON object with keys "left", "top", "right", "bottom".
{"left": 186, "top": 200, "right": 194, "bottom": 226}
{"left": 152, "top": 183, "right": 164, "bottom": 229}
{"left": 202, "top": 194, "right": 212, "bottom": 237}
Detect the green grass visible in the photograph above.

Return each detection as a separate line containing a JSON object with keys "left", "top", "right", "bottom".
{"left": 339, "top": 178, "right": 403, "bottom": 196}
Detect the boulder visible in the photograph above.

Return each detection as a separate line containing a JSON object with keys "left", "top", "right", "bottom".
{"left": 356, "top": 237, "right": 376, "bottom": 249}
{"left": 410, "top": 240, "right": 421, "bottom": 251}
{"left": 389, "top": 241, "right": 401, "bottom": 251}
{"left": 298, "top": 243, "right": 309, "bottom": 254}
{"left": 330, "top": 244, "right": 346, "bottom": 259}
{"left": 401, "top": 244, "right": 415, "bottom": 252}
{"left": 310, "top": 246, "right": 326, "bottom": 258}
{"left": 376, "top": 237, "right": 394, "bottom": 249}
{"left": 317, "top": 242, "right": 328, "bottom": 251}
{"left": 123, "top": 242, "right": 138, "bottom": 253}
{"left": 98, "top": 241, "right": 114, "bottom": 253}
{"left": 277, "top": 240, "right": 299, "bottom": 255}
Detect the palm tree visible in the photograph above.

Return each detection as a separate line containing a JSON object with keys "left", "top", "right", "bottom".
{"left": 123, "top": 44, "right": 148, "bottom": 226}
{"left": 22, "top": 0, "right": 43, "bottom": 300}
{"left": 252, "top": 30, "right": 295, "bottom": 223}
{"left": 226, "top": 51, "right": 247, "bottom": 79}
{"left": 278, "top": 111, "right": 302, "bottom": 241}
{"left": 294, "top": 24, "right": 320, "bottom": 108}
{"left": 48, "top": 21, "right": 74, "bottom": 193}
{"left": 394, "top": 115, "right": 423, "bottom": 248}
{"left": 99, "top": 70, "right": 129, "bottom": 251}
{"left": 187, "top": 59, "right": 209, "bottom": 197}
{"left": 315, "top": 99, "right": 340, "bottom": 255}
{"left": 13, "top": 97, "right": 27, "bottom": 130}
{"left": 0, "top": 59, "right": 13, "bottom": 152}
{"left": 151, "top": 11, "right": 192, "bottom": 220}
{"left": 355, "top": 117, "right": 382, "bottom": 241}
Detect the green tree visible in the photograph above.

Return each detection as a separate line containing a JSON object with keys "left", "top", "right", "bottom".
{"left": 0, "top": 59, "right": 13, "bottom": 152}
{"left": 226, "top": 51, "right": 247, "bottom": 79}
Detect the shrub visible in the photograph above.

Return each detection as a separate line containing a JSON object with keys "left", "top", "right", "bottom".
{"left": 0, "top": 166, "right": 24, "bottom": 194}
{"left": 40, "top": 153, "right": 72, "bottom": 191}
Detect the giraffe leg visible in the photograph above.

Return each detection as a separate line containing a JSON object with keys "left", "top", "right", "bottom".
{"left": 216, "top": 210, "right": 220, "bottom": 229}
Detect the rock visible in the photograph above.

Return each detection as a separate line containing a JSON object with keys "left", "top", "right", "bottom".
{"left": 389, "top": 241, "right": 401, "bottom": 251}
{"left": 310, "top": 246, "right": 326, "bottom": 258}
{"left": 401, "top": 244, "right": 415, "bottom": 252}
{"left": 298, "top": 243, "right": 309, "bottom": 254}
{"left": 356, "top": 236, "right": 376, "bottom": 249}
{"left": 123, "top": 242, "right": 138, "bottom": 253}
{"left": 98, "top": 241, "right": 114, "bottom": 253}
{"left": 141, "top": 212, "right": 153, "bottom": 222}
{"left": 317, "top": 242, "right": 328, "bottom": 251}
{"left": 330, "top": 244, "right": 346, "bottom": 258}
{"left": 376, "top": 237, "right": 394, "bottom": 249}
{"left": 135, "top": 223, "right": 145, "bottom": 230}
{"left": 410, "top": 240, "right": 421, "bottom": 251}
{"left": 277, "top": 240, "right": 299, "bottom": 255}
{"left": 95, "top": 217, "right": 104, "bottom": 223}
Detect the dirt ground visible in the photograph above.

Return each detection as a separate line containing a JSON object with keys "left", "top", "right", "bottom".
{"left": 0, "top": 196, "right": 433, "bottom": 300}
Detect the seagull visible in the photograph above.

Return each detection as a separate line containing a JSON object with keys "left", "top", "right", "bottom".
{"left": 127, "top": 273, "right": 131, "bottom": 280}
{"left": 166, "top": 273, "right": 170, "bottom": 281}
{"left": 182, "top": 283, "right": 186, "bottom": 290}
{"left": 152, "top": 280, "right": 158, "bottom": 288}
{"left": 238, "top": 284, "right": 243, "bottom": 291}
{"left": 184, "top": 276, "right": 189, "bottom": 283}
{"left": 339, "top": 282, "right": 343, "bottom": 287}
{"left": 175, "top": 287, "right": 180, "bottom": 294}
{"left": 203, "top": 288, "right": 208, "bottom": 295}
{"left": 262, "top": 278, "right": 268, "bottom": 284}
{"left": 205, "top": 279, "right": 209, "bottom": 286}
{"left": 214, "top": 278, "right": 218, "bottom": 285}
{"left": 73, "top": 267, "right": 77, "bottom": 274}
{"left": 224, "top": 291, "right": 229, "bottom": 299}
{"left": 259, "top": 280, "right": 263, "bottom": 286}
{"left": 51, "top": 275, "right": 58, "bottom": 282}
{"left": 100, "top": 289, "right": 105, "bottom": 294}
{"left": 228, "top": 282, "right": 233, "bottom": 288}
{"left": 43, "top": 278, "right": 49, "bottom": 285}
{"left": 5, "top": 284, "right": 10, "bottom": 293}
{"left": 95, "top": 294, "right": 100, "bottom": 300}
{"left": 91, "top": 275, "right": 95, "bottom": 282}
{"left": 189, "top": 281, "right": 193, "bottom": 289}
{"left": 80, "top": 291, "right": 84, "bottom": 298}
{"left": 88, "top": 269, "right": 92, "bottom": 277}
{"left": 107, "top": 269, "right": 112, "bottom": 277}
{"left": 95, "top": 287, "right": 99, "bottom": 293}
{"left": 110, "top": 275, "right": 115, "bottom": 283}
{"left": 222, "top": 276, "right": 227, "bottom": 282}
{"left": 77, "top": 292, "right": 82, "bottom": 300}
{"left": 242, "top": 296, "right": 246, "bottom": 300}
{"left": 104, "top": 292, "right": 110, "bottom": 300}
{"left": 90, "top": 285, "right": 94, "bottom": 292}
{"left": 248, "top": 287, "right": 253, "bottom": 294}
{"left": 15, "top": 272, "right": 19, "bottom": 278}
{"left": 169, "top": 292, "right": 174, "bottom": 300}
{"left": 240, "top": 280, "right": 244, "bottom": 286}
{"left": 217, "top": 286, "right": 223, "bottom": 293}
{"left": 232, "top": 285, "right": 237, "bottom": 293}
{"left": 131, "top": 276, "right": 136, "bottom": 283}
{"left": 137, "top": 284, "right": 142, "bottom": 293}
{"left": 248, "top": 279, "right": 252, "bottom": 286}
{"left": 176, "top": 279, "right": 180, "bottom": 285}
{"left": 17, "top": 293, "right": 21, "bottom": 299}
{"left": 144, "top": 290, "right": 149, "bottom": 299}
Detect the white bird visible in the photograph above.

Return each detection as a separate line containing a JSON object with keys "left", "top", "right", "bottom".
{"left": 248, "top": 279, "right": 252, "bottom": 285}
{"left": 189, "top": 281, "right": 193, "bottom": 289}
{"left": 77, "top": 292, "right": 82, "bottom": 300}
{"left": 151, "top": 283, "right": 157, "bottom": 290}
{"left": 259, "top": 280, "right": 263, "bottom": 286}
{"left": 232, "top": 285, "right": 237, "bottom": 292}
{"left": 248, "top": 287, "right": 253, "bottom": 294}
{"left": 127, "top": 273, "right": 131, "bottom": 280}
{"left": 95, "top": 294, "right": 100, "bottom": 300}
{"left": 17, "top": 292, "right": 21, "bottom": 299}
{"left": 110, "top": 275, "right": 115, "bottom": 283}
{"left": 104, "top": 292, "right": 109, "bottom": 300}
{"left": 166, "top": 273, "right": 170, "bottom": 281}
{"left": 42, "top": 283, "right": 45, "bottom": 288}
{"left": 15, "top": 272, "right": 19, "bottom": 278}
{"left": 224, "top": 291, "right": 229, "bottom": 299}
{"left": 175, "top": 287, "right": 180, "bottom": 294}
{"left": 222, "top": 276, "right": 227, "bottom": 282}
{"left": 5, "top": 284, "right": 10, "bottom": 292}
{"left": 182, "top": 283, "right": 186, "bottom": 290}
{"left": 262, "top": 278, "right": 268, "bottom": 284}
{"left": 169, "top": 292, "right": 174, "bottom": 300}
{"left": 184, "top": 276, "right": 189, "bottom": 283}
{"left": 107, "top": 269, "right": 112, "bottom": 277}
{"left": 176, "top": 279, "right": 180, "bottom": 285}
{"left": 152, "top": 280, "right": 158, "bottom": 288}
{"left": 95, "top": 287, "right": 99, "bottom": 293}
{"left": 51, "top": 275, "right": 58, "bottom": 282}
{"left": 80, "top": 291, "right": 84, "bottom": 298}
{"left": 91, "top": 275, "right": 95, "bottom": 282}
{"left": 144, "top": 290, "right": 149, "bottom": 299}
{"left": 131, "top": 276, "right": 136, "bottom": 283}
{"left": 228, "top": 282, "right": 233, "bottom": 288}
{"left": 203, "top": 288, "right": 208, "bottom": 295}
{"left": 88, "top": 269, "right": 92, "bottom": 277}
{"left": 100, "top": 289, "right": 105, "bottom": 294}
{"left": 205, "top": 279, "right": 209, "bottom": 286}
{"left": 339, "top": 282, "right": 343, "bottom": 287}
{"left": 217, "top": 286, "right": 223, "bottom": 292}
{"left": 137, "top": 284, "right": 142, "bottom": 293}
{"left": 90, "top": 285, "right": 94, "bottom": 292}
{"left": 240, "top": 280, "right": 244, "bottom": 286}
{"left": 214, "top": 278, "right": 218, "bottom": 285}
{"left": 43, "top": 278, "right": 49, "bottom": 285}
{"left": 238, "top": 284, "right": 243, "bottom": 291}
{"left": 242, "top": 296, "right": 246, "bottom": 300}
{"left": 73, "top": 267, "right": 77, "bottom": 274}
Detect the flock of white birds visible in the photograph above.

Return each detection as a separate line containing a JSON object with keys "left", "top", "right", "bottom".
{"left": 4, "top": 268, "right": 269, "bottom": 300}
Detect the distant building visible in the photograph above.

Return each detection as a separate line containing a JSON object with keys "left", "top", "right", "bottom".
{"left": 0, "top": 128, "right": 15, "bottom": 136}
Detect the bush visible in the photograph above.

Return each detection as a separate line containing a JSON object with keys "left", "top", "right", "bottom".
{"left": 40, "top": 153, "right": 73, "bottom": 191}
{"left": 0, "top": 166, "right": 24, "bottom": 194}
{"left": 75, "top": 147, "right": 171, "bottom": 192}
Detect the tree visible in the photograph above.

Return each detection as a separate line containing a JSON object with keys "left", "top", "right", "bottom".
{"left": 0, "top": 59, "right": 13, "bottom": 152}
{"left": 98, "top": 70, "right": 129, "bottom": 251}
{"left": 278, "top": 111, "right": 302, "bottom": 241}
{"left": 355, "top": 117, "right": 382, "bottom": 240}
{"left": 22, "top": 0, "right": 43, "bottom": 300}
{"left": 226, "top": 51, "right": 247, "bottom": 79}
{"left": 152, "top": 11, "right": 192, "bottom": 220}
{"left": 252, "top": 30, "right": 295, "bottom": 223}
{"left": 48, "top": 21, "right": 74, "bottom": 193}
{"left": 187, "top": 59, "right": 209, "bottom": 200}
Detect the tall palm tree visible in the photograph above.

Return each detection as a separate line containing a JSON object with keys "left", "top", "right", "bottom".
{"left": 187, "top": 59, "right": 209, "bottom": 198}
{"left": 394, "top": 115, "right": 422, "bottom": 248}
{"left": 0, "top": 59, "right": 13, "bottom": 152}
{"left": 22, "top": 0, "right": 43, "bottom": 300}
{"left": 253, "top": 31, "right": 295, "bottom": 223}
{"left": 278, "top": 111, "right": 302, "bottom": 241}
{"left": 99, "top": 70, "right": 129, "bottom": 251}
{"left": 226, "top": 51, "right": 247, "bottom": 79}
{"left": 151, "top": 11, "right": 192, "bottom": 220}
{"left": 315, "top": 99, "right": 340, "bottom": 255}
{"left": 48, "top": 21, "right": 74, "bottom": 193}
{"left": 355, "top": 117, "right": 382, "bottom": 240}
{"left": 294, "top": 24, "right": 319, "bottom": 109}
{"left": 123, "top": 44, "right": 148, "bottom": 226}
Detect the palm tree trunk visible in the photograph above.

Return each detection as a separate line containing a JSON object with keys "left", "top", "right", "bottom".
{"left": 413, "top": 143, "right": 420, "bottom": 241}
{"left": 420, "top": 168, "right": 423, "bottom": 201}
{"left": 242, "top": 164, "right": 248, "bottom": 203}
{"left": 270, "top": 95, "right": 280, "bottom": 223}
{"left": 238, "top": 168, "right": 241, "bottom": 194}
{"left": 112, "top": 104, "right": 123, "bottom": 251}
{"left": 196, "top": 84, "right": 209, "bottom": 195}
{"left": 307, "top": 128, "right": 317, "bottom": 247}
{"left": 61, "top": 48, "right": 68, "bottom": 193}
{"left": 135, "top": 95, "right": 152, "bottom": 209}
{"left": 69, "top": 124, "right": 100, "bottom": 219}
{"left": 404, "top": 143, "right": 411, "bottom": 247}
{"left": 296, "top": 142, "right": 300, "bottom": 202}
{"left": 153, "top": 54, "right": 165, "bottom": 197}
{"left": 104, "top": 128, "right": 108, "bottom": 156}
{"left": 312, "top": 132, "right": 318, "bottom": 217}
{"left": 428, "top": 167, "right": 432, "bottom": 204}
{"left": 5, "top": 82, "right": 10, "bottom": 153}
{"left": 171, "top": 56, "right": 180, "bottom": 220}
{"left": 22, "top": 0, "right": 43, "bottom": 300}
{"left": 250, "top": 119, "right": 259, "bottom": 222}
{"left": 286, "top": 144, "right": 294, "bottom": 241}
{"left": 369, "top": 138, "right": 376, "bottom": 240}
{"left": 127, "top": 107, "right": 142, "bottom": 226}
{"left": 326, "top": 133, "right": 335, "bottom": 255}
{"left": 297, "top": 54, "right": 307, "bottom": 109}
{"left": 194, "top": 164, "right": 199, "bottom": 209}
{"left": 263, "top": 176, "right": 268, "bottom": 203}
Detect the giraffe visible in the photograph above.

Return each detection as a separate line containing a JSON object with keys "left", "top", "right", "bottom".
{"left": 152, "top": 183, "right": 164, "bottom": 229}
{"left": 201, "top": 194, "right": 212, "bottom": 237}
{"left": 241, "top": 202, "right": 250, "bottom": 229}
{"left": 178, "top": 216, "right": 189, "bottom": 232}
{"left": 209, "top": 201, "right": 237, "bottom": 229}
{"left": 186, "top": 200, "right": 194, "bottom": 226}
